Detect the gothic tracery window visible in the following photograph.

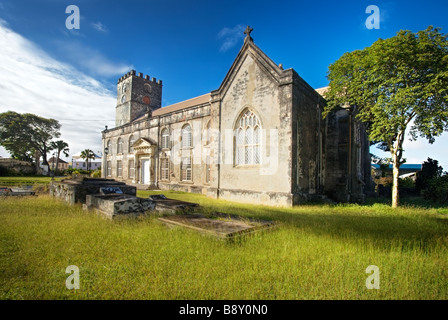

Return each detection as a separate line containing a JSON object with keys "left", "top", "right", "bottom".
{"left": 235, "top": 109, "right": 261, "bottom": 166}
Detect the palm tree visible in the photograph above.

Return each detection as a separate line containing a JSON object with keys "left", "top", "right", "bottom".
{"left": 50, "top": 140, "right": 70, "bottom": 174}
{"left": 80, "top": 149, "right": 95, "bottom": 171}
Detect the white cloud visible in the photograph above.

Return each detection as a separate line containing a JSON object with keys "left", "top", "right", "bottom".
{"left": 92, "top": 22, "right": 107, "bottom": 33}
{"left": 53, "top": 40, "right": 133, "bottom": 77}
{"left": 0, "top": 21, "right": 116, "bottom": 160}
{"left": 217, "top": 24, "right": 246, "bottom": 52}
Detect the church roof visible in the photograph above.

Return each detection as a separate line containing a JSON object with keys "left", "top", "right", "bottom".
{"left": 152, "top": 93, "right": 211, "bottom": 117}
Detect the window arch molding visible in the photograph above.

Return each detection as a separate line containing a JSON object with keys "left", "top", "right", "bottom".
{"left": 234, "top": 107, "right": 262, "bottom": 166}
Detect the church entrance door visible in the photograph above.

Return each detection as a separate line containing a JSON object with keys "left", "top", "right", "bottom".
{"left": 141, "top": 159, "right": 150, "bottom": 185}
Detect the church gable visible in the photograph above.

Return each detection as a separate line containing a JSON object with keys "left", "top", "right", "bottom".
{"left": 213, "top": 30, "right": 286, "bottom": 100}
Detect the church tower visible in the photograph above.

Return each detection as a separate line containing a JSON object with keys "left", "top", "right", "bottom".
{"left": 115, "top": 70, "right": 163, "bottom": 126}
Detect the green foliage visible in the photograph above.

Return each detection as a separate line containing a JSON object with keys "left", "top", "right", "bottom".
{"left": 49, "top": 140, "right": 70, "bottom": 174}
{"left": 324, "top": 26, "right": 448, "bottom": 145}
{"left": 416, "top": 158, "right": 444, "bottom": 193}
{"left": 80, "top": 149, "right": 96, "bottom": 171}
{"left": 324, "top": 26, "right": 448, "bottom": 207}
{"left": 0, "top": 165, "right": 9, "bottom": 176}
{"left": 423, "top": 174, "right": 448, "bottom": 203}
{"left": 399, "top": 177, "right": 415, "bottom": 188}
{"left": 0, "top": 111, "right": 61, "bottom": 171}
{"left": 90, "top": 169, "right": 101, "bottom": 178}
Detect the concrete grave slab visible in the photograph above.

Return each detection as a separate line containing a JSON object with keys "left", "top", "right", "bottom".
{"left": 158, "top": 212, "right": 275, "bottom": 238}
{"left": 149, "top": 194, "right": 199, "bottom": 213}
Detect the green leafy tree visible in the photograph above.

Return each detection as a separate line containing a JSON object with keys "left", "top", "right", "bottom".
{"left": 0, "top": 111, "right": 61, "bottom": 175}
{"left": 415, "top": 158, "right": 443, "bottom": 193}
{"left": 323, "top": 26, "right": 448, "bottom": 208}
{"left": 50, "top": 140, "right": 70, "bottom": 174}
{"left": 80, "top": 149, "right": 96, "bottom": 171}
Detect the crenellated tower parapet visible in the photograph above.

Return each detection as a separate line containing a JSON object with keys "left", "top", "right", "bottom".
{"left": 116, "top": 69, "right": 163, "bottom": 127}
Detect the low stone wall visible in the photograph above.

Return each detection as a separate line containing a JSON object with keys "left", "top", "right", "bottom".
{"left": 218, "top": 188, "right": 294, "bottom": 207}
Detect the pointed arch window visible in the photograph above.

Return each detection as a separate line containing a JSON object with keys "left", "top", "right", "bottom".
{"left": 235, "top": 109, "right": 261, "bottom": 166}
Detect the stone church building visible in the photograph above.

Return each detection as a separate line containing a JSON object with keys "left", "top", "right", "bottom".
{"left": 102, "top": 27, "right": 372, "bottom": 206}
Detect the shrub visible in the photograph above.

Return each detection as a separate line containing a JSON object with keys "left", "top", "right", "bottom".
{"left": 0, "top": 165, "right": 9, "bottom": 176}
{"left": 91, "top": 169, "right": 101, "bottom": 178}
{"left": 416, "top": 158, "right": 443, "bottom": 193}
{"left": 399, "top": 177, "right": 415, "bottom": 188}
{"left": 423, "top": 174, "right": 448, "bottom": 203}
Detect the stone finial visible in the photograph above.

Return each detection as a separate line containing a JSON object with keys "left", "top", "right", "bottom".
{"left": 244, "top": 26, "right": 253, "bottom": 41}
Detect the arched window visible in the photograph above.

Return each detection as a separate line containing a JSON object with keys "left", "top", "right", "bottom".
{"left": 181, "top": 124, "right": 192, "bottom": 149}
{"left": 117, "top": 138, "right": 123, "bottom": 154}
{"left": 129, "top": 135, "right": 135, "bottom": 153}
{"left": 161, "top": 129, "right": 170, "bottom": 149}
{"left": 235, "top": 109, "right": 261, "bottom": 165}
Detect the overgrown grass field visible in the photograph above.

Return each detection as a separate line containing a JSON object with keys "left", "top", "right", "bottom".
{"left": 1, "top": 190, "right": 447, "bottom": 299}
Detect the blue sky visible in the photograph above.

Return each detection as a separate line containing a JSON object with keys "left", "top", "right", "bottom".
{"left": 1, "top": 0, "right": 448, "bottom": 167}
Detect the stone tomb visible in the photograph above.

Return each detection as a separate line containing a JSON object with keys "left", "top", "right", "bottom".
{"left": 51, "top": 178, "right": 154, "bottom": 218}
{"left": 50, "top": 178, "right": 137, "bottom": 205}
{"left": 85, "top": 190, "right": 155, "bottom": 219}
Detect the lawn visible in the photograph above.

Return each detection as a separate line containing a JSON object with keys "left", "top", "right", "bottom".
{"left": 0, "top": 189, "right": 447, "bottom": 300}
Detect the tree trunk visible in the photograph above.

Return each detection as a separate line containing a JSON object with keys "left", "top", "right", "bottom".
{"left": 55, "top": 151, "right": 60, "bottom": 175}
{"left": 392, "top": 157, "right": 400, "bottom": 208}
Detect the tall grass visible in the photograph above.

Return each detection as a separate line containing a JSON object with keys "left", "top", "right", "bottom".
{"left": 0, "top": 192, "right": 447, "bottom": 300}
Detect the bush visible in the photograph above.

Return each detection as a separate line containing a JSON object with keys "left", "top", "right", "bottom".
{"left": 91, "top": 169, "right": 101, "bottom": 178}
{"left": 416, "top": 158, "right": 443, "bottom": 193}
{"left": 399, "top": 177, "right": 415, "bottom": 188}
{"left": 0, "top": 165, "right": 9, "bottom": 176}
{"left": 423, "top": 175, "right": 448, "bottom": 203}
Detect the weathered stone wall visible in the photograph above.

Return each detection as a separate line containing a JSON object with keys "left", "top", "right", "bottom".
{"left": 50, "top": 179, "right": 136, "bottom": 205}
{"left": 323, "top": 107, "right": 372, "bottom": 203}
{"left": 290, "top": 71, "right": 325, "bottom": 203}
{"left": 217, "top": 47, "right": 292, "bottom": 206}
